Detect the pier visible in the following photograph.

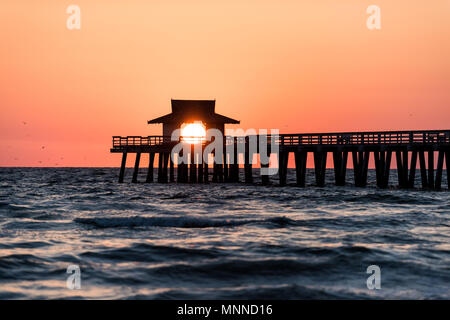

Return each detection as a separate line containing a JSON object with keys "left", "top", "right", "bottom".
{"left": 111, "top": 130, "right": 450, "bottom": 190}
{"left": 110, "top": 99, "right": 449, "bottom": 190}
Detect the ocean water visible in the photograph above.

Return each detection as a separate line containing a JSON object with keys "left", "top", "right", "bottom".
{"left": 0, "top": 167, "right": 448, "bottom": 299}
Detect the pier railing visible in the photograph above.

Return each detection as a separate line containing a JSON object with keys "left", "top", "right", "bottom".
{"left": 113, "top": 136, "right": 173, "bottom": 147}
{"left": 112, "top": 136, "right": 206, "bottom": 147}
{"left": 275, "top": 130, "right": 450, "bottom": 146}
{"left": 113, "top": 130, "right": 450, "bottom": 148}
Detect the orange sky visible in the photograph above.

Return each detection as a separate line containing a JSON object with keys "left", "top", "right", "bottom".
{"left": 1, "top": 0, "right": 449, "bottom": 167}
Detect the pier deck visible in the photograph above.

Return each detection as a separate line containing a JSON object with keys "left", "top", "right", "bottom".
{"left": 110, "top": 130, "right": 450, "bottom": 189}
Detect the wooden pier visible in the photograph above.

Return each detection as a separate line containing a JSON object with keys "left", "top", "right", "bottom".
{"left": 111, "top": 130, "right": 450, "bottom": 190}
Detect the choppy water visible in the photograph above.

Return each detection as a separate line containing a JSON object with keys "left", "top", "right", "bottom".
{"left": 0, "top": 167, "right": 448, "bottom": 299}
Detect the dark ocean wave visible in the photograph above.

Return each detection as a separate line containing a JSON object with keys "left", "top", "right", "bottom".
{"left": 151, "top": 258, "right": 341, "bottom": 280}
{"left": 0, "top": 168, "right": 448, "bottom": 299}
{"left": 80, "top": 243, "right": 223, "bottom": 262}
{"left": 75, "top": 216, "right": 253, "bottom": 228}
{"left": 0, "top": 241, "right": 51, "bottom": 249}
{"left": 74, "top": 216, "right": 303, "bottom": 229}
{"left": 149, "top": 284, "right": 357, "bottom": 300}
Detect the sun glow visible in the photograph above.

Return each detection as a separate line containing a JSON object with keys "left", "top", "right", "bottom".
{"left": 181, "top": 122, "right": 206, "bottom": 144}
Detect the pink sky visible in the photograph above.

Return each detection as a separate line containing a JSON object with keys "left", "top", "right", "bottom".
{"left": 1, "top": 1, "right": 449, "bottom": 167}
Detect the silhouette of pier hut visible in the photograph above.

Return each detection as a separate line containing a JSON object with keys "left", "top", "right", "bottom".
{"left": 112, "top": 99, "right": 240, "bottom": 184}
{"left": 111, "top": 100, "right": 450, "bottom": 190}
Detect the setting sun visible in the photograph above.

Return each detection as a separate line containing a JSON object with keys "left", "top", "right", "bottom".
{"left": 181, "top": 122, "right": 206, "bottom": 144}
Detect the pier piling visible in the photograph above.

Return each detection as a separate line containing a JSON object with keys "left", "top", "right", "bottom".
{"left": 374, "top": 150, "right": 391, "bottom": 188}
{"left": 332, "top": 150, "right": 347, "bottom": 186}
{"left": 244, "top": 137, "right": 253, "bottom": 184}
{"left": 352, "top": 151, "right": 369, "bottom": 187}
{"left": 314, "top": 150, "right": 327, "bottom": 187}
{"left": 146, "top": 153, "right": 155, "bottom": 183}
{"left": 446, "top": 151, "right": 450, "bottom": 189}
{"left": 118, "top": 152, "right": 127, "bottom": 183}
{"left": 279, "top": 151, "right": 289, "bottom": 186}
{"left": 190, "top": 145, "right": 197, "bottom": 183}
{"left": 157, "top": 153, "right": 163, "bottom": 183}
{"left": 435, "top": 150, "right": 445, "bottom": 190}
{"left": 294, "top": 151, "right": 307, "bottom": 187}
{"left": 419, "top": 151, "right": 428, "bottom": 188}
{"left": 408, "top": 151, "right": 418, "bottom": 188}
{"left": 169, "top": 153, "right": 174, "bottom": 182}
{"left": 162, "top": 152, "right": 169, "bottom": 183}
{"left": 132, "top": 152, "right": 141, "bottom": 183}
{"left": 428, "top": 150, "right": 435, "bottom": 189}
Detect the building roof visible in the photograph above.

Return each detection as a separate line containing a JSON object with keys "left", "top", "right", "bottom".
{"left": 148, "top": 99, "right": 240, "bottom": 124}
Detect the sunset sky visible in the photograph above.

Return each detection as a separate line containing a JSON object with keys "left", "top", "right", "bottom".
{"left": 1, "top": 1, "right": 449, "bottom": 167}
